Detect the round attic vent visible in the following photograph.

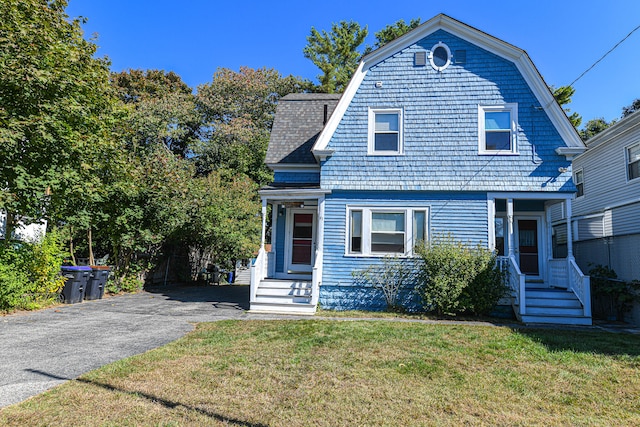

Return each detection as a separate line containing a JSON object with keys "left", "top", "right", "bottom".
{"left": 429, "top": 42, "right": 451, "bottom": 72}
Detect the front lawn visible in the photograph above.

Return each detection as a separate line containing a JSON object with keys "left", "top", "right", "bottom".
{"left": 1, "top": 320, "right": 639, "bottom": 426}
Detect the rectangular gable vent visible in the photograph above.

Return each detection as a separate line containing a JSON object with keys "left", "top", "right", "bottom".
{"left": 414, "top": 51, "right": 427, "bottom": 66}
{"left": 454, "top": 50, "right": 467, "bottom": 64}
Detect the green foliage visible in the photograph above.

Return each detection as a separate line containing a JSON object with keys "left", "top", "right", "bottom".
{"left": 0, "top": 0, "right": 118, "bottom": 234}
{"left": 303, "top": 21, "right": 368, "bottom": 93}
{"left": 415, "top": 234, "right": 507, "bottom": 316}
{"left": 589, "top": 264, "right": 640, "bottom": 321}
{"left": 552, "top": 85, "right": 582, "bottom": 129}
{"left": 579, "top": 117, "right": 614, "bottom": 140}
{"left": 364, "top": 18, "right": 422, "bottom": 55}
{"left": 352, "top": 256, "right": 420, "bottom": 311}
{"left": 622, "top": 98, "right": 640, "bottom": 118}
{"left": 195, "top": 66, "right": 309, "bottom": 185}
{"left": 0, "top": 231, "right": 66, "bottom": 311}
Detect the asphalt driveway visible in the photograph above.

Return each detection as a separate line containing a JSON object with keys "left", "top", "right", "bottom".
{"left": 0, "top": 284, "right": 261, "bottom": 408}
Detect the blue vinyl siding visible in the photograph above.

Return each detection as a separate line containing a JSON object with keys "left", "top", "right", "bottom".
{"left": 273, "top": 170, "right": 320, "bottom": 185}
{"left": 318, "top": 190, "right": 488, "bottom": 310}
{"left": 321, "top": 29, "right": 574, "bottom": 193}
{"left": 275, "top": 213, "right": 286, "bottom": 273}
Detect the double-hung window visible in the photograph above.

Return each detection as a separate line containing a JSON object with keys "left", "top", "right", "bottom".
{"left": 478, "top": 104, "right": 518, "bottom": 154}
{"left": 627, "top": 143, "right": 640, "bottom": 181}
{"left": 348, "top": 207, "right": 428, "bottom": 256}
{"left": 368, "top": 108, "right": 403, "bottom": 154}
{"left": 574, "top": 169, "right": 584, "bottom": 197}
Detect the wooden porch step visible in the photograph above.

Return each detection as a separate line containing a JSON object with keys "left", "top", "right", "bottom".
{"left": 519, "top": 314, "right": 592, "bottom": 326}
{"left": 250, "top": 279, "right": 316, "bottom": 314}
{"left": 249, "top": 301, "right": 316, "bottom": 315}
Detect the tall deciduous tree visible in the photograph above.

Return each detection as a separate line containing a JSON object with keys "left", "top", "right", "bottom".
{"left": 579, "top": 118, "right": 614, "bottom": 141}
{"left": 622, "top": 98, "right": 640, "bottom": 118}
{"left": 0, "top": 0, "right": 117, "bottom": 237}
{"left": 111, "top": 69, "right": 200, "bottom": 157}
{"left": 303, "top": 21, "right": 368, "bottom": 93}
{"left": 195, "top": 67, "right": 309, "bottom": 185}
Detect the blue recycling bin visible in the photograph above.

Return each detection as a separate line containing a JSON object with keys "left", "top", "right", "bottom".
{"left": 60, "top": 266, "right": 92, "bottom": 304}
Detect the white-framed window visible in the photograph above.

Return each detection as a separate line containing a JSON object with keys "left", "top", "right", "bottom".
{"left": 627, "top": 142, "right": 640, "bottom": 181}
{"left": 347, "top": 207, "right": 428, "bottom": 256}
{"left": 574, "top": 169, "right": 584, "bottom": 197}
{"left": 368, "top": 108, "right": 403, "bottom": 155}
{"left": 478, "top": 104, "right": 518, "bottom": 154}
{"left": 429, "top": 42, "right": 452, "bottom": 72}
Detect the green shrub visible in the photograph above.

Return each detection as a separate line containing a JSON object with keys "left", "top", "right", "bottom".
{"left": 106, "top": 273, "right": 143, "bottom": 294}
{"left": 352, "top": 256, "right": 420, "bottom": 312}
{"left": 589, "top": 264, "right": 640, "bottom": 321}
{"left": 0, "top": 230, "right": 66, "bottom": 311}
{"left": 415, "top": 234, "right": 507, "bottom": 316}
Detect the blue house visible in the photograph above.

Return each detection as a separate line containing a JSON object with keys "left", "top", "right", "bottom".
{"left": 251, "top": 14, "right": 591, "bottom": 325}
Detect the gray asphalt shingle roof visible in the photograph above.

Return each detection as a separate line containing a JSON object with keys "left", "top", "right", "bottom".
{"left": 266, "top": 93, "right": 342, "bottom": 165}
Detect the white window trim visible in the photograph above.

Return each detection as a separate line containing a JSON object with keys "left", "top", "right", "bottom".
{"left": 625, "top": 141, "right": 640, "bottom": 182}
{"left": 368, "top": 107, "right": 404, "bottom": 155}
{"left": 574, "top": 168, "right": 584, "bottom": 198}
{"left": 345, "top": 206, "right": 429, "bottom": 257}
{"left": 478, "top": 103, "right": 518, "bottom": 155}
{"left": 429, "top": 42, "right": 452, "bottom": 72}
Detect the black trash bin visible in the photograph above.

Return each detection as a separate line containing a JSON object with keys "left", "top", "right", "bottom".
{"left": 60, "top": 266, "right": 92, "bottom": 304}
{"left": 86, "top": 266, "right": 110, "bottom": 300}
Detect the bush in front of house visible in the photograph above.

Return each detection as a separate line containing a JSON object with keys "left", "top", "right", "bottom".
{"left": 415, "top": 234, "right": 508, "bottom": 316}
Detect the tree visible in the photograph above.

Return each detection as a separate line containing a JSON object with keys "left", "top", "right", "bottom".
{"left": 622, "top": 98, "right": 640, "bottom": 118}
{"left": 111, "top": 69, "right": 200, "bottom": 157}
{"left": 195, "top": 67, "right": 309, "bottom": 185}
{"left": 552, "top": 86, "right": 582, "bottom": 129}
{"left": 0, "top": 0, "right": 117, "bottom": 238}
{"left": 364, "top": 18, "right": 422, "bottom": 55}
{"left": 579, "top": 118, "right": 614, "bottom": 141}
{"left": 303, "top": 21, "right": 368, "bottom": 93}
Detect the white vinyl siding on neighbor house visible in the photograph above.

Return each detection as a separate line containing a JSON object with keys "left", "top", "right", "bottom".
{"left": 368, "top": 108, "right": 403, "bottom": 155}
{"left": 478, "top": 104, "right": 518, "bottom": 154}
{"left": 347, "top": 207, "right": 428, "bottom": 256}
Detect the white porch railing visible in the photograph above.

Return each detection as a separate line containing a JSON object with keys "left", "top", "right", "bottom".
{"left": 568, "top": 258, "right": 591, "bottom": 317}
{"left": 311, "top": 250, "right": 322, "bottom": 307}
{"left": 501, "top": 255, "right": 526, "bottom": 316}
{"left": 250, "top": 248, "right": 268, "bottom": 303}
{"left": 548, "top": 259, "right": 568, "bottom": 288}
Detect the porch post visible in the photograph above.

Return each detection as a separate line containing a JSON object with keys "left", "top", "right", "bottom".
{"left": 507, "top": 198, "right": 515, "bottom": 257}
{"left": 260, "top": 198, "right": 267, "bottom": 249}
{"left": 487, "top": 198, "right": 495, "bottom": 251}
{"left": 566, "top": 198, "right": 574, "bottom": 259}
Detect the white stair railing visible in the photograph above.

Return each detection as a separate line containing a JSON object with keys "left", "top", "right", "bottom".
{"left": 250, "top": 248, "right": 267, "bottom": 304}
{"left": 508, "top": 255, "right": 526, "bottom": 316}
{"left": 311, "top": 249, "right": 322, "bottom": 307}
{"left": 568, "top": 258, "right": 591, "bottom": 317}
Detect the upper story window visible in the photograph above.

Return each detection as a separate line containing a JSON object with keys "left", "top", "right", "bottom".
{"left": 429, "top": 42, "right": 452, "bottom": 72}
{"left": 574, "top": 169, "right": 584, "bottom": 197}
{"left": 368, "top": 108, "right": 403, "bottom": 155}
{"left": 478, "top": 104, "right": 518, "bottom": 155}
{"left": 627, "top": 143, "right": 640, "bottom": 181}
{"left": 347, "top": 207, "right": 428, "bottom": 256}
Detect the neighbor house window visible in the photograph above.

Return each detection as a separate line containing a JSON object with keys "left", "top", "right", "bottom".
{"left": 347, "top": 207, "right": 428, "bottom": 256}
{"left": 368, "top": 108, "right": 403, "bottom": 154}
{"left": 478, "top": 104, "right": 518, "bottom": 154}
{"left": 627, "top": 143, "right": 640, "bottom": 181}
{"left": 574, "top": 169, "right": 584, "bottom": 197}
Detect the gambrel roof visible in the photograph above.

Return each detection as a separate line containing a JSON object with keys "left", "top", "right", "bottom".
{"left": 266, "top": 93, "right": 341, "bottom": 166}
{"left": 312, "top": 13, "right": 584, "bottom": 160}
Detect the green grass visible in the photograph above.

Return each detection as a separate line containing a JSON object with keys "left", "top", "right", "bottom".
{"left": 1, "top": 320, "right": 639, "bottom": 426}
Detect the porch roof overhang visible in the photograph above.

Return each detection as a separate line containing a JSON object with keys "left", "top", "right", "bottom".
{"left": 259, "top": 185, "right": 331, "bottom": 200}
{"left": 487, "top": 192, "right": 574, "bottom": 201}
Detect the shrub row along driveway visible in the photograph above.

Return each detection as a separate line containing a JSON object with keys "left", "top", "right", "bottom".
{"left": 0, "top": 285, "right": 258, "bottom": 408}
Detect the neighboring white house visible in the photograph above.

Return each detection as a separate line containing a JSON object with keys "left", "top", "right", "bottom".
{"left": 0, "top": 211, "right": 47, "bottom": 243}
{"left": 555, "top": 110, "right": 640, "bottom": 325}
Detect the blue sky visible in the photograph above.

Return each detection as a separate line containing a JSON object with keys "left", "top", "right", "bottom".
{"left": 66, "top": 0, "right": 640, "bottom": 126}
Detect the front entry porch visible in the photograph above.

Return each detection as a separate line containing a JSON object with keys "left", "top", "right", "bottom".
{"left": 490, "top": 194, "right": 591, "bottom": 325}
{"left": 250, "top": 189, "right": 328, "bottom": 314}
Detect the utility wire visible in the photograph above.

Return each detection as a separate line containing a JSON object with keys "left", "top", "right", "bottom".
{"left": 568, "top": 23, "right": 640, "bottom": 88}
